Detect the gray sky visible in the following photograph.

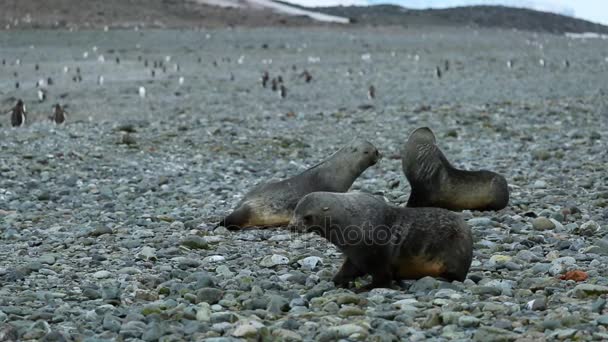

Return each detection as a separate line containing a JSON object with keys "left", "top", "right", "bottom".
{"left": 282, "top": 0, "right": 608, "bottom": 25}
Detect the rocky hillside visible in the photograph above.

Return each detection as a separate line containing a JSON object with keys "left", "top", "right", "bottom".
{"left": 1, "top": 0, "right": 607, "bottom": 33}
{"left": 318, "top": 4, "right": 608, "bottom": 34}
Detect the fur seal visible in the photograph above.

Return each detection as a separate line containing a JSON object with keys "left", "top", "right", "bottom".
{"left": 401, "top": 127, "right": 509, "bottom": 211}
{"left": 220, "top": 139, "right": 381, "bottom": 230}
{"left": 9, "top": 99, "right": 26, "bottom": 127}
{"left": 290, "top": 192, "right": 473, "bottom": 291}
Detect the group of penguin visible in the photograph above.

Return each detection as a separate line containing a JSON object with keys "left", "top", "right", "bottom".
{"left": 5, "top": 99, "right": 66, "bottom": 127}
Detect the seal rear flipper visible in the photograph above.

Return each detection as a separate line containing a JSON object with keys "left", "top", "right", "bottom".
{"left": 220, "top": 205, "right": 252, "bottom": 231}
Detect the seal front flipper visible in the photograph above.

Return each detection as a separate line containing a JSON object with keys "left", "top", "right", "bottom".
{"left": 333, "top": 258, "right": 365, "bottom": 288}
{"left": 219, "top": 205, "right": 252, "bottom": 231}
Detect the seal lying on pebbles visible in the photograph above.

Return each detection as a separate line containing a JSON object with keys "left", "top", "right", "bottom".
{"left": 401, "top": 127, "right": 509, "bottom": 211}
{"left": 290, "top": 192, "right": 473, "bottom": 291}
{"left": 219, "top": 139, "right": 381, "bottom": 230}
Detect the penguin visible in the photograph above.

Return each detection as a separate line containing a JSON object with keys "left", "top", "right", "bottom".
{"left": 38, "top": 89, "right": 47, "bottom": 102}
{"left": 368, "top": 85, "right": 375, "bottom": 100}
{"left": 50, "top": 104, "right": 66, "bottom": 124}
{"left": 300, "top": 70, "right": 312, "bottom": 83}
{"left": 139, "top": 86, "right": 146, "bottom": 98}
{"left": 279, "top": 85, "right": 287, "bottom": 99}
{"left": 261, "top": 71, "right": 269, "bottom": 88}
{"left": 98, "top": 75, "right": 104, "bottom": 86}
{"left": 507, "top": 59, "right": 513, "bottom": 69}
{"left": 47, "top": 77, "right": 54, "bottom": 85}
{"left": 271, "top": 78, "right": 278, "bottom": 91}
{"left": 444, "top": 59, "right": 450, "bottom": 72}
{"left": 435, "top": 66, "right": 442, "bottom": 79}
{"left": 9, "top": 100, "right": 26, "bottom": 127}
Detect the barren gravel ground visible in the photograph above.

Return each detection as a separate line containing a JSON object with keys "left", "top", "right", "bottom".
{"left": 0, "top": 27, "right": 607, "bottom": 341}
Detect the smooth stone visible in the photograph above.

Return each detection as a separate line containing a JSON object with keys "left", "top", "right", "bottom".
{"left": 136, "top": 246, "right": 157, "bottom": 261}
{"left": 409, "top": 276, "right": 439, "bottom": 293}
{"left": 532, "top": 217, "right": 555, "bottom": 231}
{"left": 326, "top": 324, "right": 368, "bottom": 339}
{"left": 181, "top": 236, "right": 209, "bottom": 250}
{"left": 473, "top": 326, "right": 518, "bottom": 341}
{"left": 338, "top": 306, "right": 365, "bottom": 317}
{"left": 458, "top": 315, "right": 480, "bottom": 328}
{"left": 260, "top": 254, "right": 289, "bottom": 267}
{"left": 267, "top": 295, "right": 289, "bottom": 314}
{"left": 93, "top": 270, "right": 112, "bottom": 279}
{"left": 298, "top": 256, "right": 322, "bottom": 270}
{"left": 272, "top": 328, "right": 303, "bottom": 341}
{"left": 196, "top": 288, "right": 223, "bottom": 304}
{"left": 487, "top": 255, "right": 512, "bottom": 267}
{"left": 468, "top": 217, "right": 493, "bottom": 227}
{"left": 571, "top": 284, "right": 608, "bottom": 298}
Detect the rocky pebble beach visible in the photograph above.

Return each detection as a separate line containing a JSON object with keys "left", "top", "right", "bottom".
{"left": 1, "top": 27, "right": 607, "bottom": 341}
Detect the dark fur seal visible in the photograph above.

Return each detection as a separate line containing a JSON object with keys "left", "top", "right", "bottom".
{"left": 401, "top": 127, "right": 509, "bottom": 211}
{"left": 220, "top": 139, "right": 381, "bottom": 230}
{"left": 290, "top": 192, "right": 473, "bottom": 291}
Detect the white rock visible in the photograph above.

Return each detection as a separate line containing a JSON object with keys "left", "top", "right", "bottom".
{"left": 92, "top": 270, "right": 112, "bottom": 279}
{"left": 268, "top": 234, "right": 291, "bottom": 241}
{"left": 327, "top": 324, "right": 368, "bottom": 338}
{"left": 260, "top": 254, "right": 289, "bottom": 267}
{"left": 298, "top": 256, "right": 322, "bottom": 270}
{"left": 215, "top": 265, "right": 234, "bottom": 278}
{"left": 196, "top": 303, "right": 211, "bottom": 321}
{"left": 204, "top": 255, "right": 226, "bottom": 263}
{"left": 136, "top": 246, "right": 156, "bottom": 261}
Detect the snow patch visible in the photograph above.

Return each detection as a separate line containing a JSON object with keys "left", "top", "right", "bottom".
{"left": 192, "top": 0, "right": 351, "bottom": 24}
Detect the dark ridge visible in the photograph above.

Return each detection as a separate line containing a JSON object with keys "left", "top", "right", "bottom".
{"left": 316, "top": 4, "right": 608, "bottom": 34}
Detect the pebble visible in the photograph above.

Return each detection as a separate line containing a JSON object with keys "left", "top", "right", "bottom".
{"left": 260, "top": 254, "right": 289, "bottom": 267}
{"left": 532, "top": 217, "right": 555, "bottom": 230}
{"left": 93, "top": 270, "right": 112, "bottom": 279}
{"left": 571, "top": 284, "right": 608, "bottom": 298}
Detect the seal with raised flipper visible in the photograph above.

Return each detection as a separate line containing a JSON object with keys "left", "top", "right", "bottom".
{"left": 401, "top": 127, "right": 509, "bottom": 211}
{"left": 290, "top": 191, "right": 473, "bottom": 291}
{"left": 219, "top": 139, "right": 381, "bottom": 230}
